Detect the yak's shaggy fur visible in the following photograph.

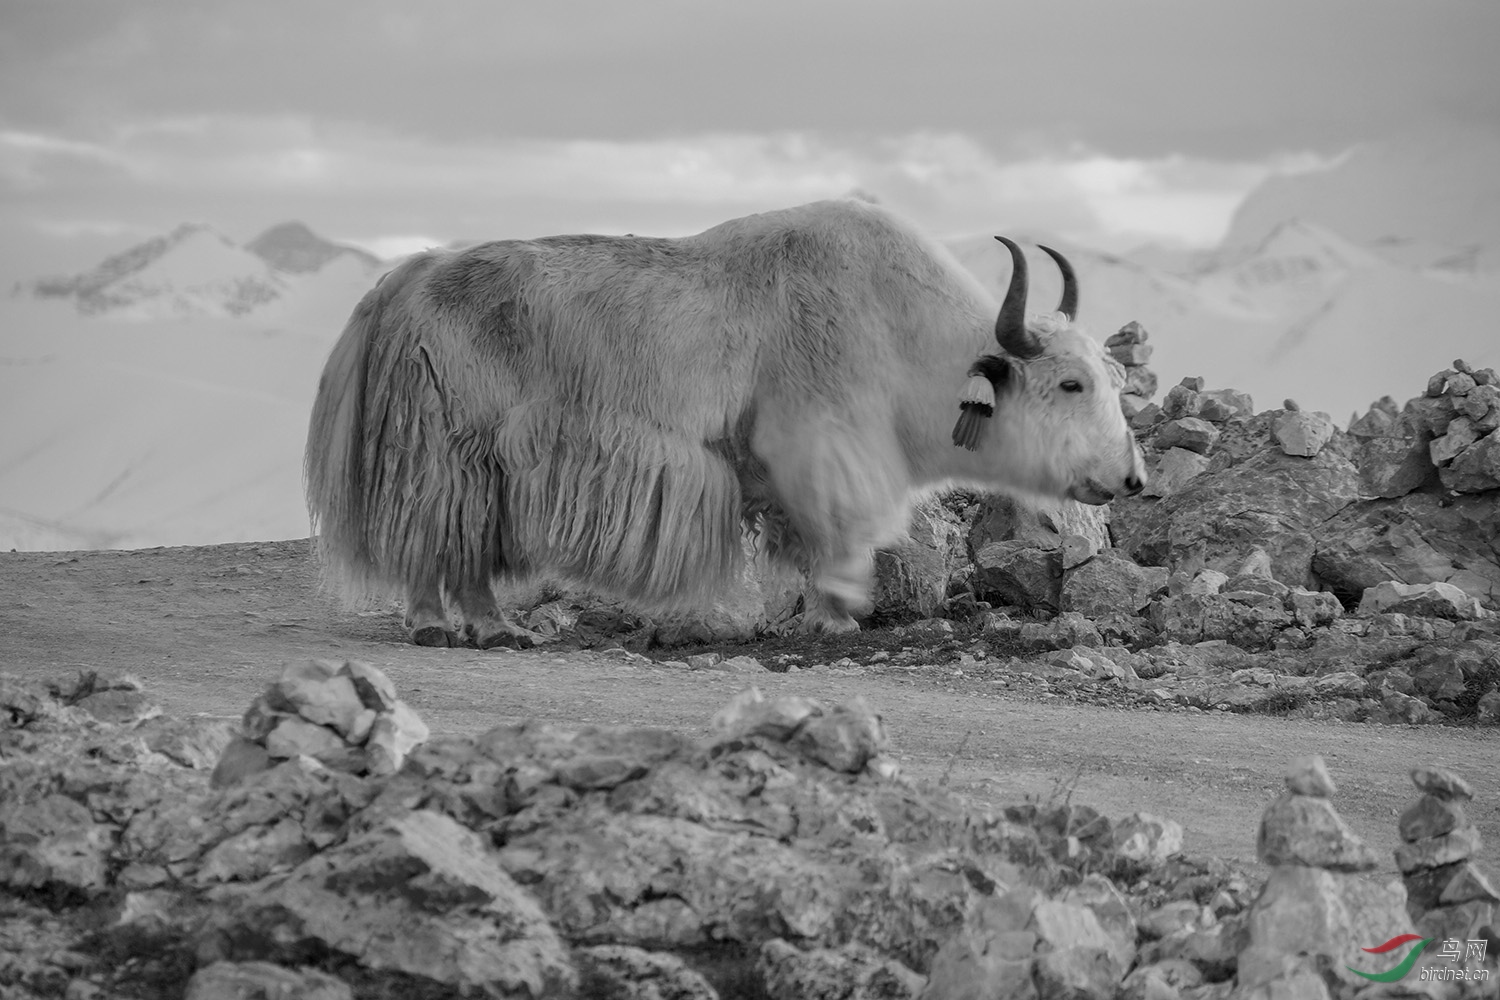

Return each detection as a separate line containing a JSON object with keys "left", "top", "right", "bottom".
{"left": 306, "top": 199, "right": 1142, "bottom": 643}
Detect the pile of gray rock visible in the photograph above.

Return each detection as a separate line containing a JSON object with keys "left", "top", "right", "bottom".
{"left": 211, "top": 658, "right": 430, "bottom": 786}
{"left": 1399, "top": 767, "right": 1500, "bottom": 947}
{"left": 4, "top": 668, "right": 1496, "bottom": 999}
{"left": 1109, "top": 320, "right": 1161, "bottom": 419}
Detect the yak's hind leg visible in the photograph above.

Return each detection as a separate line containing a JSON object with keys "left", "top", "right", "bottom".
{"left": 455, "top": 578, "right": 544, "bottom": 650}
{"left": 404, "top": 574, "right": 459, "bottom": 647}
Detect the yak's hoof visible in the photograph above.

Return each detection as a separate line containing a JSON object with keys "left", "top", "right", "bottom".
{"left": 411, "top": 624, "right": 458, "bottom": 647}
{"left": 466, "top": 623, "right": 541, "bottom": 650}
{"left": 796, "top": 613, "right": 861, "bottom": 635}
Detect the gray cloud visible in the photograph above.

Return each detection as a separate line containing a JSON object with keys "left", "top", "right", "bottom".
{"left": 4, "top": 0, "right": 1496, "bottom": 157}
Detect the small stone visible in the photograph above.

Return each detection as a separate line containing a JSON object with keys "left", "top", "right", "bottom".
{"left": 1106, "top": 321, "right": 1149, "bottom": 346}
{"left": 1182, "top": 569, "right": 1229, "bottom": 596}
{"left": 1121, "top": 959, "right": 1204, "bottom": 1000}
{"left": 1437, "top": 862, "right": 1500, "bottom": 905}
{"left": 1113, "top": 813, "right": 1184, "bottom": 864}
{"left": 1426, "top": 369, "right": 1456, "bottom": 397}
{"left": 1285, "top": 589, "right": 1342, "bottom": 628}
{"left": 1398, "top": 795, "right": 1466, "bottom": 842}
{"left": 74, "top": 689, "right": 161, "bottom": 725}
{"left": 1394, "top": 825, "right": 1483, "bottom": 873}
{"left": 1358, "top": 581, "right": 1488, "bottom": 620}
{"left": 1111, "top": 343, "right": 1154, "bottom": 366}
{"left": 335, "top": 660, "right": 399, "bottom": 712}
{"left": 553, "top": 755, "right": 647, "bottom": 791}
{"left": 1238, "top": 968, "right": 1331, "bottom": 1000}
{"left": 1197, "top": 388, "right": 1255, "bottom": 422}
{"left": 1257, "top": 793, "right": 1379, "bottom": 871}
{"left": 1273, "top": 410, "right": 1335, "bottom": 457}
{"left": 211, "top": 737, "right": 274, "bottom": 788}
{"left": 1179, "top": 376, "right": 1206, "bottom": 391}
{"left": 263, "top": 716, "right": 346, "bottom": 760}
{"left": 366, "top": 700, "right": 430, "bottom": 775}
{"left": 270, "top": 661, "right": 372, "bottom": 740}
{"left": 1161, "top": 384, "right": 1202, "bottom": 420}
{"left": 1429, "top": 417, "right": 1479, "bottom": 466}
{"left": 1285, "top": 757, "right": 1336, "bottom": 797}
{"left": 581, "top": 945, "right": 721, "bottom": 1000}
{"left": 1235, "top": 547, "right": 1275, "bottom": 579}
{"left": 684, "top": 653, "right": 722, "bottom": 670}
{"left": 721, "top": 655, "right": 768, "bottom": 673}
{"left": 787, "top": 697, "right": 886, "bottom": 772}
{"left": 1137, "top": 901, "right": 1205, "bottom": 941}
{"left": 1131, "top": 402, "right": 1164, "bottom": 430}
{"left": 1155, "top": 417, "right": 1220, "bottom": 455}
{"left": 1412, "top": 766, "right": 1476, "bottom": 801}
{"left": 1143, "top": 447, "right": 1209, "bottom": 498}
{"left": 1061, "top": 533, "right": 1096, "bottom": 571}
{"left": 1283, "top": 398, "right": 1300, "bottom": 411}
{"left": 1120, "top": 393, "right": 1151, "bottom": 420}
{"left": 1445, "top": 372, "right": 1477, "bottom": 396}
{"left": 1124, "top": 366, "right": 1159, "bottom": 399}
{"left": 184, "top": 962, "right": 353, "bottom": 1000}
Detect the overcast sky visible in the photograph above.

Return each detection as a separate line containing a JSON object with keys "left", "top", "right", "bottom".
{"left": 2, "top": 0, "right": 1497, "bottom": 278}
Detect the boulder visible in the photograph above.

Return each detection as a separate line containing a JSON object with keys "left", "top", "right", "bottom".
{"left": 1312, "top": 490, "right": 1500, "bottom": 609}
{"left": 1155, "top": 417, "right": 1220, "bottom": 455}
{"left": 871, "top": 497, "right": 966, "bottom": 620}
{"left": 1440, "top": 431, "right": 1500, "bottom": 493}
{"left": 1357, "top": 581, "right": 1490, "bottom": 620}
{"left": 1143, "top": 447, "right": 1211, "bottom": 498}
{"left": 1059, "top": 549, "right": 1169, "bottom": 617}
{"left": 205, "top": 810, "right": 578, "bottom": 996}
{"left": 1118, "top": 448, "right": 1361, "bottom": 589}
{"left": 1272, "top": 411, "right": 1336, "bottom": 457}
{"left": 972, "top": 539, "right": 1063, "bottom": 612}
{"left": 1256, "top": 794, "right": 1379, "bottom": 871}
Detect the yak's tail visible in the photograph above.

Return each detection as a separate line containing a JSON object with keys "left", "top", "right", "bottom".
{"left": 304, "top": 252, "right": 504, "bottom": 605}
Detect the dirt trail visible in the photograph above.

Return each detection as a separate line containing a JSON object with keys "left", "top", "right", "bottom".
{"left": 3, "top": 539, "right": 1496, "bottom": 879}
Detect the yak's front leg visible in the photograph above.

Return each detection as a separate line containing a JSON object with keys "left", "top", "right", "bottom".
{"left": 455, "top": 578, "right": 545, "bottom": 650}
{"left": 404, "top": 574, "right": 459, "bottom": 647}
{"left": 798, "top": 550, "right": 873, "bottom": 634}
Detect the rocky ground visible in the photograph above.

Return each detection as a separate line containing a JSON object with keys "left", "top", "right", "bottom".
{"left": 2, "top": 345, "right": 1499, "bottom": 998}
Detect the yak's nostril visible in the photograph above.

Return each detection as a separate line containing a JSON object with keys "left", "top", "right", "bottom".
{"left": 1124, "top": 473, "right": 1144, "bottom": 495}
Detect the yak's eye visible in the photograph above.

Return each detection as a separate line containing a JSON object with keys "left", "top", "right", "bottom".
{"left": 1060, "top": 379, "right": 1084, "bottom": 393}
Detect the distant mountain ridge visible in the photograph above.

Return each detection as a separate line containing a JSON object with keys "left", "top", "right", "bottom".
{"left": 23, "top": 221, "right": 382, "bottom": 319}
{"left": 1220, "top": 125, "right": 1500, "bottom": 276}
{"left": 246, "top": 222, "right": 382, "bottom": 275}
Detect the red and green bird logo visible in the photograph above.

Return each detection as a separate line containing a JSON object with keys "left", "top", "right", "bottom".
{"left": 1348, "top": 935, "right": 1432, "bottom": 982}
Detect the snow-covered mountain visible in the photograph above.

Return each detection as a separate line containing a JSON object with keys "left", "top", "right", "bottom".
{"left": 1, "top": 226, "right": 386, "bottom": 551}
{"left": 1220, "top": 125, "right": 1500, "bottom": 275}
{"left": 21, "top": 222, "right": 384, "bottom": 320}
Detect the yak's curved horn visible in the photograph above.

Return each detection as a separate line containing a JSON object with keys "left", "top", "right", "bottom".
{"left": 993, "top": 236, "right": 1043, "bottom": 359}
{"left": 1037, "top": 244, "right": 1077, "bottom": 320}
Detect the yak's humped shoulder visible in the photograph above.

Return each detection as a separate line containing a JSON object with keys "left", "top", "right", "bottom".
{"left": 698, "top": 198, "right": 916, "bottom": 239}
{"left": 690, "top": 200, "right": 938, "bottom": 267}
{"left": 426, "top": 232, "right": 699, "bottom": 290}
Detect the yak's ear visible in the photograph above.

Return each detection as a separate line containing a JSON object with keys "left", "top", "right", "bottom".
{"left": 952, "top": 354, "right": 1012, "bottom": 450}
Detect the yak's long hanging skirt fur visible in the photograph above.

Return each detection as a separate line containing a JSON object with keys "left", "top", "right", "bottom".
{"left": 305, "top": 242, "right": 750, "bottom": 609}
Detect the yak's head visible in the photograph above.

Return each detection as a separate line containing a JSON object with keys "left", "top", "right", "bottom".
{"left": 952, "top": 237, "right": 1146, "bottom": 505}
